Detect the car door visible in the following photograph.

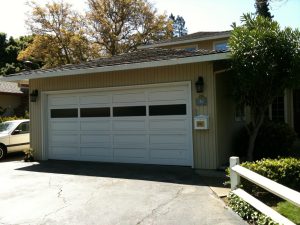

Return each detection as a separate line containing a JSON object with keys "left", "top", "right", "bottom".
{"left": 8, "top": 122, "right": 30, "bottom": 152}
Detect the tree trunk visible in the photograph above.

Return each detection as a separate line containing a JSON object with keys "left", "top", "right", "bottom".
{"left": 246, "top": 113, "right": 265, "bottom": 161}
{"left": 247, "top": 130, "right": 259, "bottom": 161}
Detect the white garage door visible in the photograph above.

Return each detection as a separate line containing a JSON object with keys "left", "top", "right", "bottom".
{"left": 47, "top": 83, "right": 192, "bottom": 166}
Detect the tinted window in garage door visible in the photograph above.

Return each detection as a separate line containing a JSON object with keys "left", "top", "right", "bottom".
{"left": 51, "top": 109, "right": 78, "bottom": 118}
{"left": 149, "top": 104, "right": 186, "bottom": 116}
{"left": 113, "top": 106, "right": 146, "bottom": 117}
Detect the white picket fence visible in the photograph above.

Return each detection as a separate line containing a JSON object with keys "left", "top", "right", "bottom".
{"left": 230, "top": 157, "right": 300, "bottom": 225}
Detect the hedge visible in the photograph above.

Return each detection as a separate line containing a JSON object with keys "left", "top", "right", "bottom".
{"left": 227, "top": 158, "right": 300, "bottom": 225}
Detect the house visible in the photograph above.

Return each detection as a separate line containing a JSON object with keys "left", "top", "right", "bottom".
{"left": 1, "top": 31, "right": 298, "bottom": 170}
{"left": 0, "top": 81, "right": 28, "bottom": 116}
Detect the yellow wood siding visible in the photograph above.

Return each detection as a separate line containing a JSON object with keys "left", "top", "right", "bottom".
{"left": 29, "top": 62, "right": 218, "bottom": 169}
{"left": 0, "top": 94, "right": 21, "bottom": 110}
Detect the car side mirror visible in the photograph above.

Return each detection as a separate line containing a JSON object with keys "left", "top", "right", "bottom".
{"left": 12, "top": 130, "right": 22, "bottom": 135}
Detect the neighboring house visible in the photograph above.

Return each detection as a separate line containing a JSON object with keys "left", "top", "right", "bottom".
{"left": 139, "top": 31, "right": 231, "bottom": 52}
{"left": 0, "top": 81, "right": 28, "bottom": 116}
{"left": 1, "top": 31, "right": 298, "bottom": 170}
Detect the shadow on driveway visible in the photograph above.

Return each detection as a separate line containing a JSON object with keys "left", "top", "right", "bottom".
{"left": 16, "top": 160, "right": 227, "bottom": 187}
{"left": 1, "top": 152, "right": 24, "bottom": 162}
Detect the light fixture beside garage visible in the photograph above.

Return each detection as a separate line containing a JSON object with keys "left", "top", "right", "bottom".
{"left": 30, "top": 89, "right": 38, "bottom": 102}
{"left": 195, "top": 76, "right": 207, "bottom": 106}
{"left": 195, "top": 76, "right": 204, "bottom": 93}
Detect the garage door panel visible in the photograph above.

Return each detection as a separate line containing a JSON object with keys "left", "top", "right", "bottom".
{"left": 50, "top": 146, "right": 79, "bottom": 156}
{"left": 112, "top": 91, "right": 146, "bottom": 103}
{"left": 113, "top": 134, "right": 147, "bottom": 147}
{"left": 114, "top": 148, "right": 147, "bottom": 158}
{"left": 149, "top": 119, "right": 187, "bottom": 130}
{"left": 50, "top": 121, "right": 78, "bottom": 131}
{"left": 148, "top": 89, "right": 187, "bottom": 102}
{"left": 80, "top": 121, "right": 111, "bottom": 131}
{"left": 80, "top": 147, "right": 112, "bottom": 157}
{"left": 150, "top": 149, "right": 188, "bottom": 160}
{"left": 50, "top": 134, "right": 79, "bottom": 146}
{"left": 112, "top": 120, "right": 146, "bottom": 130}
{"left": 49, "top": 96, "right": 78, "bottom": 106}
{"left": 79, "top": 94, "right": 110, "bottom": 105}
{"left": 149, "top": 134, "right": 187, "bottom": 145}
{"left": 80, "top": 134, "right": 111, "bottom": 145}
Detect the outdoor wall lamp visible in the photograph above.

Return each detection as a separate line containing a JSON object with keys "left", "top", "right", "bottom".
{"left": 30, "top": 89, "right": 38, "bottom": 102}
{"left": 195, "top": 76, "right": 204, "bottom": 93}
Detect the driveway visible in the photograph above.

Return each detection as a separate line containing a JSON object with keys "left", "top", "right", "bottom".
{"left": 0, "top": 158, "right": 245, "bottom": 225}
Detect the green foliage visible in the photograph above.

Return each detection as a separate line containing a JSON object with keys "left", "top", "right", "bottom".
{"left": 229, "top": 14, "right": 300, "bottom": 160}
{"left": 234, "top": 121, "right": 297, "bottom": 160}
{"left": 276, "top": 201, "right": 300, "bottom": 225}
{"left": 242, "top": 158, "right": 300, "bottom": 191}
{"left": 230, "top": 14, "right": 300, "bottom": 110}
{"left": 254, "top": 121, "right": 297, "bottom": 159}
{"left": 227, "top": 158, "right": 300, "bottom": 224}
{"left": 255, "top": 0, "right": 273, "bottom": 19}
{"left": 228, "top": 193, "right": 278, "bottom": 225}
{"left": 226, "top": 158, "right": 300, "bottom": 195}
{"left": 169, "top": 14, "right": 188, "bottom": 37}
{"left": 0, "top": 33, "right": 40, "bottom": 75}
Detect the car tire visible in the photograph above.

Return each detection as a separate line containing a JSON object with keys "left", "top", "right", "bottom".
{"left": 0, "top": 145, "right": 7, "bottom": 160}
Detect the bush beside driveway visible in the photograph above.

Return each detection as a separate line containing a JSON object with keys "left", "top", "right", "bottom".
{"left": 0, "top": 160, "right": 245, "bottom": 225}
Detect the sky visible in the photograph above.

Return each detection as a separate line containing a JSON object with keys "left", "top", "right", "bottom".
{"left": 0, "top": 0, "right": 299, "bottom": 38}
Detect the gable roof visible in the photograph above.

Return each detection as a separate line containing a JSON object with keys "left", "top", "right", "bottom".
{"left": 139, "top": 31, "right": 231, "bottom": 49}
{"left": 0, "top": 81, "right": 23, "bottom": 94}
{"left": 1, "top": 48, "right": 229, "bottom": 82}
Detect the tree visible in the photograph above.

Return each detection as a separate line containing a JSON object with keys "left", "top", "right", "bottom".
{"left": 19, "top": 1, "right": 99, "bottom": 68}
{"left": 0, "top": 33, "right": 39, "bottom": 75}
{"left": 169, "top": 14, "right": 188, "bottom": 37}
{"left": 86, "top": 0, "right": 173, "bottom": 56}
{"left": 255, "top": 0, "right": 273, "bottom": 18}
{"left": 229, "top": 14, "right": 300, "bottom": 161}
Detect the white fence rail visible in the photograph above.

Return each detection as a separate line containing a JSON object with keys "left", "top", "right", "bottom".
{"left": 230, "top": 156, "right": 300, "bottom": 225}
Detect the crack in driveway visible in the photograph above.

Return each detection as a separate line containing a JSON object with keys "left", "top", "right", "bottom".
{"left": 136, "top": 187, "right": 184, "bottom": 225}
{"left": 39, "top": 205, "right": 69, "bottom": 225}
{"left": 48, "top": 176, "right": 67, "bottom": 204}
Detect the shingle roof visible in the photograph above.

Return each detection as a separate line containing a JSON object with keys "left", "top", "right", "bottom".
{"left": 0, "top": 81, "right": 23, "bottom": 94}
{"left": 140, "top": 31, "right": 231, "bottom": 48}
{"left": 4, "top": 48, "right": 229, "bottom": 78}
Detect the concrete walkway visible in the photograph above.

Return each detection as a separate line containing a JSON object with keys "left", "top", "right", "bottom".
{"left": 0, "top": 158, "right": 245, "bottom": 225}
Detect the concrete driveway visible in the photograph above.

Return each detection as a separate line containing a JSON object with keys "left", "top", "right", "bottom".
{"left": 0, "top": 157, "right": 245, "bottom": 225}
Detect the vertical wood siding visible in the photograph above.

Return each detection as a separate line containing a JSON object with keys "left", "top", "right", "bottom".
{"left": 29, "top": 62, "right": 218, "bottom": 169}
{"left": 0, "top": 95, "right": 21, "bottom": 109}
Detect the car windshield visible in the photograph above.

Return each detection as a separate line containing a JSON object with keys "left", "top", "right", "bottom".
{"left": 0, "top": 122, "right": 14, "bottom": 133}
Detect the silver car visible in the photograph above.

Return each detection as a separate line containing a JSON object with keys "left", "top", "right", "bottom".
{"left": 0, "top": 119, "right": 30, "bottom": 160}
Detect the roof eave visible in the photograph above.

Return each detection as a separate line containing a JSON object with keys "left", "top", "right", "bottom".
{"left": 138, "top": 34, "right": 231, "bottom": 49}
{"left": 1, "top": 52, "right": 230, "bottom": 82}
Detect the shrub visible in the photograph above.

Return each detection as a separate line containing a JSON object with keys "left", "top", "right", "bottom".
{"left": 241, "top": 158, "right": 300, "bottom": 194}
{"left": 228, "top": 193, "right": 278, "bottom": 225}
{"left": 233, "top": 121, "right": 297, "bottom": 160}
{"left": 227, "top": 158, "right": 300, "bottom": 224}
{"left": 254, "top": 121, "right": 297, "bottom": 159}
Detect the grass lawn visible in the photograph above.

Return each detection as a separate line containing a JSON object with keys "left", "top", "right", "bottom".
{"left": 276, "top": 201, "right": 300, "bottom": 225}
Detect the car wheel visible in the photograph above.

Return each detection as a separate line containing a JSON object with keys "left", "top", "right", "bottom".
{"left": 0, "top": 145, "right": 7, "bottom": 160}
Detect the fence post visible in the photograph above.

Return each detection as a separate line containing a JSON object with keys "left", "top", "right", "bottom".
{"left": 230, "top": 157, "right": 240, "bottom": 190}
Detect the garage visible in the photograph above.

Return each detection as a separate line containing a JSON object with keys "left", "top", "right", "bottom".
{"left": 47, "top": 82, "right": 193, "bottom": 166}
